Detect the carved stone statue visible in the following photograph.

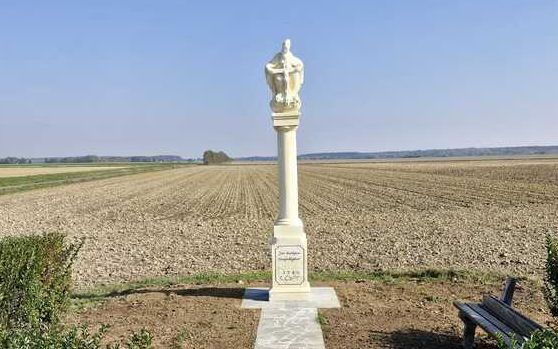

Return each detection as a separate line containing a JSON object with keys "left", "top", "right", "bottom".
{"left": 265, "top": 39, "right": 304, "bottom": 114}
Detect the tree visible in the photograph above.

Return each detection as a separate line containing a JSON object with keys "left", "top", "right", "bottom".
{"left": 202, "top": 150, "right": 232, "bottom": 165}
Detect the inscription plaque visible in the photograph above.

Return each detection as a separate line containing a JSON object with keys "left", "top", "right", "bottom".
{"left": 274, "top": 245, "right": 305, "bottom": 285}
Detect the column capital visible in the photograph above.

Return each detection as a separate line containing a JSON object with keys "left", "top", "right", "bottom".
{"left": 274, "top": 125, "right": 298, "bottom": 133}
{"left": 272, "top": 111, "right": 300, "bottom": 128}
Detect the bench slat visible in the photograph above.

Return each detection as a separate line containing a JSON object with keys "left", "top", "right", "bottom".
{"left": 454, "top": 277, "right": 542, "bottom": 349}
{"left": 454, "top": 302, "right": 518, "bottom": 347}
{"left": 483, "top": 295, "right": 542, "bottom": 337}
{"left": 469, "top": 304, "right": 526, "bottom": 344}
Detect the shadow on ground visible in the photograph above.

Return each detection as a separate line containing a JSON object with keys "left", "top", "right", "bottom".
{"left": 370, "top": 329, "right": 498, "bottom": 349}
{"left": 73, "top": 287, "right": 245, "bottom": 300}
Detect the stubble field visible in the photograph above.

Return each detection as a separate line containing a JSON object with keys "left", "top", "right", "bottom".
{"left": 0, "top": 157, "right": 557, "bottom": 290}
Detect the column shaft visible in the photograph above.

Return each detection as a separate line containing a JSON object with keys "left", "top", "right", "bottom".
{"left": 275, "top": 126, "right": 301, "bottom": 227}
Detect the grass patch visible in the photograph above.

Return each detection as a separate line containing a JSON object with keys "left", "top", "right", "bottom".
{"left": 171, "top": 330, "right": 189, "bottom": 349}
{"left": 310, "top": 268, "right": 509, "bottom": 284}
{"left": 0, "top": 163, "right": 189, "bottom": 196}
{"left": 316, "top": 310, "right": 328, "bottom": 326}
{"left": 72, "top": 271, "right": 271, "bottom": 307}
{"left": 71, "top": 268, "right": 510, "bottom": 311}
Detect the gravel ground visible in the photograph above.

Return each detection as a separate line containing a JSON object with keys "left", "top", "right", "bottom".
{"left": 0, "top": 158, "right": 557, "bottom": 289}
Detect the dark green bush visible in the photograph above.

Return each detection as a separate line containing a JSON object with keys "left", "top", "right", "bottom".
{"left": 0, "top": 233, "right": 153, "bottom": 348}
{"left": 1, "top": 325, "right": 106, "bottom": 349}
{"left": 0, "top": 233, "right": 81, "bottom": 331}
{"left": 545, "top": 235, "right": 558, "bottom": 322}
{"left": 0, "top": 325, "right": 153, "bottom": 349}
{"left": 498, "top": 329, "right": 558, "bottom": 349}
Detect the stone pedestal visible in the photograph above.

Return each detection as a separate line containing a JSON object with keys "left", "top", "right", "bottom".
{"left": 270, "top": 225, "right": 310, "bottom": 297}
{"left": 270, "top": 111, "right": 310, "bottom": 298}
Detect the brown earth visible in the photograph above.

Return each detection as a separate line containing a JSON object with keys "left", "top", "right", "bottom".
{"left": 0, "top": 158, "right": 557, "bottom": 289}
{"left": 68, "top": 279, "right": 552, "bottom": 349}
{"left": 321, "top": 279, "right": 551, "bottom": 349}
{"left": 69, "top": 285, "right": 258, "bottom": 349}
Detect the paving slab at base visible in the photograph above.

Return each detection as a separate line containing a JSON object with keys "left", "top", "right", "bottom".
{"left": 242, "top": 288, "right": 340, "bottom": 349}
{"left": 255, "top": 307, "right": 324, "bottom": 349}
{"left": 241, "top": 287, "right": 340, "bottom": 309}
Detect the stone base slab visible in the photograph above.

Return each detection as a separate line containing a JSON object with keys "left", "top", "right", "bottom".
{"left": 241, "top": 287, "right": 340, "bottom": 309}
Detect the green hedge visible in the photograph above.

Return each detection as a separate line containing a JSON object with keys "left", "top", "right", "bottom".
{"left": 0, "top": 233, "right": 153, "bottom": 348}
{"left": 0, "top": 325, "right": 152, "bottom": 349}
{"left": 545, "top": 235, "right": 558, "bottom": 322}
{"left": 0, "top": 233, "right": 81, "bottom": 331}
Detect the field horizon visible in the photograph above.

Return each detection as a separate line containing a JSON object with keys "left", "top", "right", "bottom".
{"left": 1, "top": 156, "right": 556, "bottom": 291}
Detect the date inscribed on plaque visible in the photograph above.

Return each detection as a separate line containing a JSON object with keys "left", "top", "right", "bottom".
{"left": 274, "top": 245, "right": 305, "bottom": 285}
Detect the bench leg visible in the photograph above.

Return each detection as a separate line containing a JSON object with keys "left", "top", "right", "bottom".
{"left": 460, "top": 313, "right": 477, "bottom": 349}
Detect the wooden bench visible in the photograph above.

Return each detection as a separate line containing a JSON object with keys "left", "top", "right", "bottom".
{"left": 454, "top": 278, "right": 543, "bottom": 348}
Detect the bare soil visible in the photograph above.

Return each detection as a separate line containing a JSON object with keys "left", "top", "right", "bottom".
{"left": 321, "top": 279, "right": 550, "bottom": 349}
{"left": 68, "top": 279, "right": 552, "bottom": 349}
{"left": 0, "top": 158, "right": 557, "bottom": 289}
{"left": 69, "top": 285, "right": 258, "bottom": 349}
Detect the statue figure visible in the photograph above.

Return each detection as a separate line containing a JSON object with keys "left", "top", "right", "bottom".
{"left": 265, "top": 39, "right": 304, "bottom": 113}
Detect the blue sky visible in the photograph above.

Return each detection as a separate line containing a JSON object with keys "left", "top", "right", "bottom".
{"left": 0, "top": 1, "right": 556, "bottom": 158}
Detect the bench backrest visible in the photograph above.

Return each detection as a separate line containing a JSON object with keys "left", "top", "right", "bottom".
{"left": 500, "top": 277, "right": 516, "bottom": 306}
{"left": 482, "top": 295, "right": 542, "bottom": 337}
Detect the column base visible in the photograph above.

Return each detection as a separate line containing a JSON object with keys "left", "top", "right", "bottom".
{"left": 270, "top": 225, "right": 311, "bottom": 296}
{"left": 269, "top": 286, "right": 312, "bottom": 302}
{"left": 274, "top": 217, "right": 303, "bottom": 227}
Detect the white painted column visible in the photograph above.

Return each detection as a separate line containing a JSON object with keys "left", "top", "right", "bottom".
{"left": 275, "top": 126, "right": 302, "bottom": 227}
{"left": 270, "top": 112, "right": 310, "bottom": 297}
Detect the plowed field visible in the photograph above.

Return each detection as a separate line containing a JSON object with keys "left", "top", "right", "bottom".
{"left": 0, "top": 158, "right": 557, "bottom": 289}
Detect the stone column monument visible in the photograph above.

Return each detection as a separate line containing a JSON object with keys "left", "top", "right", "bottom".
{"left": 241, "top": 41, "right": 338, "bottom": 349}
{"left": 265, "top": 39, "right": 311, "bottom": 297}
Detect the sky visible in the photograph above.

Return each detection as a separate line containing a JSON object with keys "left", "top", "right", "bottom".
{"left": 0, "top": 1, "right": 556, "bottom": 158}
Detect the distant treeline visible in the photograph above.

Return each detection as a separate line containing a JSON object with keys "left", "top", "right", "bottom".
{"left": 239, "top": 145, "right": 558, "bottom": 161}
{"left": 0, "top": 157, "right": 32, "bottom": 164}
{"left": 0, "top": 155, "right": 190, "bottom": 164}
{"left": 43, "top": 155, "right": 185, "bottom": 163}
{"left": 203, "top": 150, "right": 232, "bottom": 165}
{"left": 45, "top": 155, "right": 184, "bottom": 164}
